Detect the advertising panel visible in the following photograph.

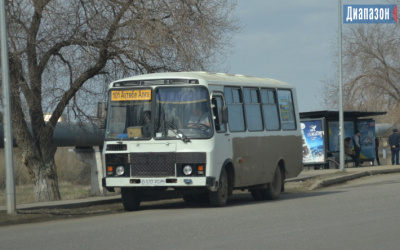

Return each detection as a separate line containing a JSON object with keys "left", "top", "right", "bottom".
{"left": 357, "top": 120, "right": 376, "bottom": 160}
{"left": 301, "top": 119, "right": 324, "bottom": 164}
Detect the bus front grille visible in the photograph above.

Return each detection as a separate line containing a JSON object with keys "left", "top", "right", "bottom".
{"left": 130, "top": 152, "right": 175, "bottom": 177}
{"left": 105, "top": 154, "right": 129, "bottom": 164}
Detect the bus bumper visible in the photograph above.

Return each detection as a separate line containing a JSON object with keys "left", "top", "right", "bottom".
{"left": 102, "top": 177, "right": 215, "bottom": 189}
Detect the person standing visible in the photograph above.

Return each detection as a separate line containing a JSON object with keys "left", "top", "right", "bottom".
{"left": 375, "top": 136, "right": 381, "bottom": 165}
{"left": 353, "top": 130, "right": 362, "bottom": 167}
{"left": 389, "top": 129, "right": 400, "bottom": 165}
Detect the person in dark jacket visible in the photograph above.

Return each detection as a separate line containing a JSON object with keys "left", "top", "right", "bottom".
{"left": 353, "top": 130, "right": 362, "bottom": 167}
{"left": 389, "top": 129, "right": 400, "bottom": 165}
{"left": 375, "top": 137, "right": 381, "bottom": 165}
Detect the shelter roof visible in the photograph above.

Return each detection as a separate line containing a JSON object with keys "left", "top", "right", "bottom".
{"left": 300, "top": 110, "right": 387, "bottom": 119}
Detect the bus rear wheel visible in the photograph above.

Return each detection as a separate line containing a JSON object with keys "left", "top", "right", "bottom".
{"left": 121, "top": 188, "right": 141, "bottom": 211}
{"left": 260, "top": 165, "right": 282, "bottom": 200}
{"left": 209, "top": 168, "right": 228, "bottom": 207}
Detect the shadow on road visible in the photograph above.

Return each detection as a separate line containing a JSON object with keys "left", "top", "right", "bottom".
{"left": 137, "top": 189, "right": 345, "bottom": 211}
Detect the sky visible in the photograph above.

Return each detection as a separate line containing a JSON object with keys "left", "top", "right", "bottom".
{"left": 224, "top": 0, "right": 379, "bottom": 112}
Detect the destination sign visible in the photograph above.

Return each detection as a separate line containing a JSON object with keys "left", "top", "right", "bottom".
{"left": 111, "top": 90, "right": 151, "bottom": 101}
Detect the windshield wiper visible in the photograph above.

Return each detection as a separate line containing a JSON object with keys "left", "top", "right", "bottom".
{"left": 165, "top": 121, "right": 191, "bottom": 143}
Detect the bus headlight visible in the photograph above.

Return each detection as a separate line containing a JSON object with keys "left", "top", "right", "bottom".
{"left": 183, "top": 165, "right": 193, "bottom": 176}
{"left": 116, "top": 166, "right": 125, "bottom": 176}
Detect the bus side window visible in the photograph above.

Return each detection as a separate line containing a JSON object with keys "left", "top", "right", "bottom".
{"left": 212, "top": 96, "right": 226, "bottom": 132}
{"left": 243, "top": 88, "right": 263, "bottom": 131}
{"left": 261, "top": 89, "right": 281, "bottom": 131}
{"left": 277, "top": 89, "right": 296, "bottom": 130}
{"left": 224, "top": 87, "right": 245, "bottom": 132}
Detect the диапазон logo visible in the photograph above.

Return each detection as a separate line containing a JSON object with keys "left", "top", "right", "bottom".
{"left": 344, "top": 5, "right": 397, "bottom": 23}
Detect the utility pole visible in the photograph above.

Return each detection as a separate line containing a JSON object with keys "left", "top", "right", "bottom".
{"left": 338, "top": 0, "right": 345, "bottom": 172}
{"left": 0, "top": 0, "right": 16, "bottom": 214}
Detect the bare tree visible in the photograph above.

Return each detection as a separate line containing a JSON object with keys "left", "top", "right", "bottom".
{"left": 322, "top": 12, "right": 400, "bottom": 123}
{"left": 2, "top": 0, "right": 240, "bottom": 201}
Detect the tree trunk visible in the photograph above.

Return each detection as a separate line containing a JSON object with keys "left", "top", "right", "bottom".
{"left": 21, "top": 145, "right": 61, "bottom": 202}
{"left": 31, "top": 161, "right": 61, "bottom": 202}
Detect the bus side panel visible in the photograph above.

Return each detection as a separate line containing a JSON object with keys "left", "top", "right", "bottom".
{"left": 231, "top": 135, "right": 302, "bottom": 187}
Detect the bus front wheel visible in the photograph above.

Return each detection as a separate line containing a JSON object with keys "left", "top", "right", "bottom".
{"left": 121, "top": 188, "right": 141, "bottom": 211}
{"left": 261, "top": 165, "right": 282, "bottom": 200}
{"left": 209, "top": 168, "right": 228, "bottom": 207}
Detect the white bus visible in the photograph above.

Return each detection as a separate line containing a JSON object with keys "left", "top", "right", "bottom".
{"left": 101, "top": 72, "right": 303, "bottom": 210}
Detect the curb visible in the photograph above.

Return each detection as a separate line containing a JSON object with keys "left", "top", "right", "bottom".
{"left": 369, "top": 169, "right": 400, "bottom": 175}
{"left": 16, "top": 197, "right": 122, "bottom": 211}
{"left": 7, "top": 191, "right": 183, "bottom": 211}
{"left": 285, "top": 176, "right": 317, "bottom": 183}
{"left": 308, "top": 168, "right": 400, "bottom": 191}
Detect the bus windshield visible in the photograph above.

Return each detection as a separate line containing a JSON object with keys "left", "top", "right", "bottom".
{"left": 105, "top": 86, "right": 213, "bottom": 140}
{"left": 155, "top": 86, "right": 213, "bottom": 139}
{"left": 106, "top": 89, "right": 152, "bottom": 140}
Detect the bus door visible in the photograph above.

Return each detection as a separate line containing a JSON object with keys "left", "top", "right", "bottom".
{"left": 211, "top": 93, "right": 231, "bottom": 171}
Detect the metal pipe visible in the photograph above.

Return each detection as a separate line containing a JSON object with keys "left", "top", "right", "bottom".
{"left": 0, "top": 0, "right": 16, "bottom": 214}
{"left": 0, "top": 122, "right": 105, "bottom": 148}
{"left": 338, "top": 0, "right": 345, "bottom": 172}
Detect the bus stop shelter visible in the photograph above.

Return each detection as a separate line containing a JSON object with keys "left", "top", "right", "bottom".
{"left": 300, "top": 110, "right": 387, "bottom": 169}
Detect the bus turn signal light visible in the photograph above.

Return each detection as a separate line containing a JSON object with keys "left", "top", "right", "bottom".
{"left": 198, "top": 165, "right": 204, "bottom": 175}
{"left": 107, "top": 166, "right": 113, "bottom": 175}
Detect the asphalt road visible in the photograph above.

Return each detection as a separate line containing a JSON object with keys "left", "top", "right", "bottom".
{"left": 1, "top": 174, "right": 400, "bottom": 250}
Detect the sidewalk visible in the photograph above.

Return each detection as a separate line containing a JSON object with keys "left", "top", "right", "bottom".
{"left": 2, "top": 164, "right": 400, "bottom": 212}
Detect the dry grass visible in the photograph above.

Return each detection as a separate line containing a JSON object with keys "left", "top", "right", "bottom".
{"left": 0, "top": 147, "right": 92, "bottom": 206}
{"left": 0, "top": 182, "right": 92, "bottom": 206}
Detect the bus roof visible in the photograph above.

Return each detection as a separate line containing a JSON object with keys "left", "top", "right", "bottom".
{"left": 110, "top": 72, "right": 293, "bottom": 88}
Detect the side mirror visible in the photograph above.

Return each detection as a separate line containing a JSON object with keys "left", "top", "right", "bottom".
{"left": 219, "top": 106, "right": 229, "bottom": 124}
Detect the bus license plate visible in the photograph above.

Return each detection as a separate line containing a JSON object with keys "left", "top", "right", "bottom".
{"left": 141, "top": 179, "right": 166, "bottom": 185}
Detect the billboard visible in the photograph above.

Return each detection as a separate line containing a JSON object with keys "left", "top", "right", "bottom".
{"left": 301, "top": 119, "right": 324, "bottom": 164}
{"left": 358, "top": 120, "right": 376, "bottom": 160}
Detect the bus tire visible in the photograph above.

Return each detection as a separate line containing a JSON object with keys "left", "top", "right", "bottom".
{"left": 121, "top": 188, "right": 141, "bottom": 211}
{"left": 209, "top": 168, "right": 228, "bottom": 207}
{"left": 250, "top": 189, "right": 263, "bottom": 201}
{"left": 261, "top": 165, "right": 282, "bottom": 200}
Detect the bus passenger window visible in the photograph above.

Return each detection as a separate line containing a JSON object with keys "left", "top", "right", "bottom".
{"left": 261, "top": 89, "right": 280, "bottom": 131}
{"left": 224, "top": 87, "right": 245, "bottom": 132}
{"left": 243, "top": 88, "right": 263, "bottom": 131}
{"left": 277, "top": 89, "right": 296, "bottom": 130}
